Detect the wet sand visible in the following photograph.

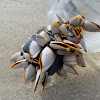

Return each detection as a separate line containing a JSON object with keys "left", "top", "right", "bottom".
{"left": 0, "top": 0, "right": 100, "bottom": 100}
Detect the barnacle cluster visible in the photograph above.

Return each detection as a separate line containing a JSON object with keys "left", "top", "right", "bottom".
{"left": 9, "top": 14, "right": 100, "bottom": 94}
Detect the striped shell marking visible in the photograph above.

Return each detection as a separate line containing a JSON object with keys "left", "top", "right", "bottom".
{"left": 63, "top": 40, "right": 82, "bottom": 49}
{"left": 54, "top": 34, "right": 62, "bottom": 42}
{"left": 11, "top": 60, "right": 28, "bottom": 69}
{"left": 65, "top": 36, "right": 87, "bottom": 52}
{"left": 36, "top": 31, "right": 50, "bottom": 47}
{"left": 83, "top": 20, "right": 100, "bottom": 32}
{"left": 34, "top": 69, "right": 41, "bottom": 92}
{"left": 40, "top": 72, "right": 48, "bottom": 95}
{"left": 69, "top": 15, "right": 85, "bottom": 27}
{"left": 39, "top": 47, "right": 55, "bottom": 72}
{"left": 24, "top": 64, "right": 36, "bottom": 85}
{"left": 9, "top": 52, "right": 23, "bottom": 63}
{"left": 39, "top": 31, "right": 50, "bottom": 42}
{"left": 63, "top": 63, "right": 79, "bottom": 75}
{"left": 49, "top": 41, "right": 70, "bottom": 50}
{"left": 74, "top": 50, "right": 86, "bottom": 67}
{"left": 68, "top": 26, "right": 80, "bottom": 37}
{"left": 63, "top": 53, "right": 77, "bottom": 65}
{"left": 34, "top": 70, "right": 46, "bottom": 92}
{"left": 29, "top": 40, "right": 41, "bottom": 58}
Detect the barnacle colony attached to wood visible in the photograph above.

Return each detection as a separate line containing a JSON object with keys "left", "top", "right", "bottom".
{"left": 9, "top": 13, "right": 100, "bottom": 94}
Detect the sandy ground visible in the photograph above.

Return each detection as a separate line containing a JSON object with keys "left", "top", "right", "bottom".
{"left": 0, "top": 0, "right": 100, "bottom": 100}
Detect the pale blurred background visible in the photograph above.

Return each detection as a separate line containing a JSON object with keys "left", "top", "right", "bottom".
{"left": 0, "top": 0, "right": 100, "bottom": 100}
